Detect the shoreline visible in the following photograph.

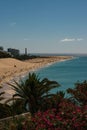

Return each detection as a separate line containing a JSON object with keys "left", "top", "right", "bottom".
{"left": 0, "top": 56, "right": 74, "bottom": 101}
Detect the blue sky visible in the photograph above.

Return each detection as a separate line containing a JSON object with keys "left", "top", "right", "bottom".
{"left": 0, "top": 0, "right": 87, "bottom": 54}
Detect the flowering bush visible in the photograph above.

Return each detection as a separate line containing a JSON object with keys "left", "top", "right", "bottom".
{"left": 22, "top": 100, "right": 87, "bottom": 130}
{"left": 3, "top": 103, "right": 87, "bottom": 130}
{"left": 2, "top": 80, "right": 87, "bottom": 130}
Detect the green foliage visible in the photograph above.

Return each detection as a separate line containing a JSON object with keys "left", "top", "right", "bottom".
{"left": 67, "top": 80, "right": 87, "bottom": 105}
{"left": 7, "top": 73, "right": 60, "bottom": 114}
{"left": 0, "top": 104, "right": 11, "bottom": 119}
{"left": 40, "top": 91, "right": 65, "bottom": 111}
{"left": 0, "top": 51, "right": 11, "bottom": 58}
{"left": 14, "top": 54, "right": 39, "bottom": 60}
{"left": 0, "top": 86, "right": 11, "bottom": 118}
{"left": 1, "top": 80, "right": 87, "bottom": 129}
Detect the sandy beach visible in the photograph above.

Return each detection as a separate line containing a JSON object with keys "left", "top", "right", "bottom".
{"left": 0, "top": 56, "right": 73, "bottom": 101}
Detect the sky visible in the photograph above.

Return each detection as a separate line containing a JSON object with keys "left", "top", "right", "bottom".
{"left": 0, "top": 0, "right": 87, "bottom": 54}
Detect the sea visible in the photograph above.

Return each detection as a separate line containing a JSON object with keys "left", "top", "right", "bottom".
{"left": 33, "top": 55, "right": 87, "bottom": 97}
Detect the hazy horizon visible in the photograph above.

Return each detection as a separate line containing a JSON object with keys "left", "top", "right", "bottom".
{"left": 0, "top": 0, "right": 87, "bottom": 54}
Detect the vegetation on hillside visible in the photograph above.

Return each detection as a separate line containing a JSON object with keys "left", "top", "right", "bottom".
{"left": 0, "top": 73, "right": 87, "bottom": 129}
{"left": 0, "top": 51, "right": 11, "bottom": 58}
{"left": 0, "top": 50, "right": 46, "bottom": 60}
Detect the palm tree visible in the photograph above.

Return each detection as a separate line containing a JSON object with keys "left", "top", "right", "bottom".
{"left": 7, "top": 73, "right": 60, "bottom": 114}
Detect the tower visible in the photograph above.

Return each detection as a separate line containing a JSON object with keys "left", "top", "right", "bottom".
{"left": 25, "top": 48, "right": 27, "bottom": 55}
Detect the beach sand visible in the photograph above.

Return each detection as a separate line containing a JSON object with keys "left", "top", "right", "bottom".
{"left": 0, "top": 56, "right": 73, "bottom": 101}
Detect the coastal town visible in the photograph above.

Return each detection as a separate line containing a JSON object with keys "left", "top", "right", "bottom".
{"left": 0, "top": 46, "right": 28, "bottom": 58}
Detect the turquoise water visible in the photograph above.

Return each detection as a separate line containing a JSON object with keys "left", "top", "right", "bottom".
{"left": 35, "top": 56, "right": 87, "bottom": 95}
